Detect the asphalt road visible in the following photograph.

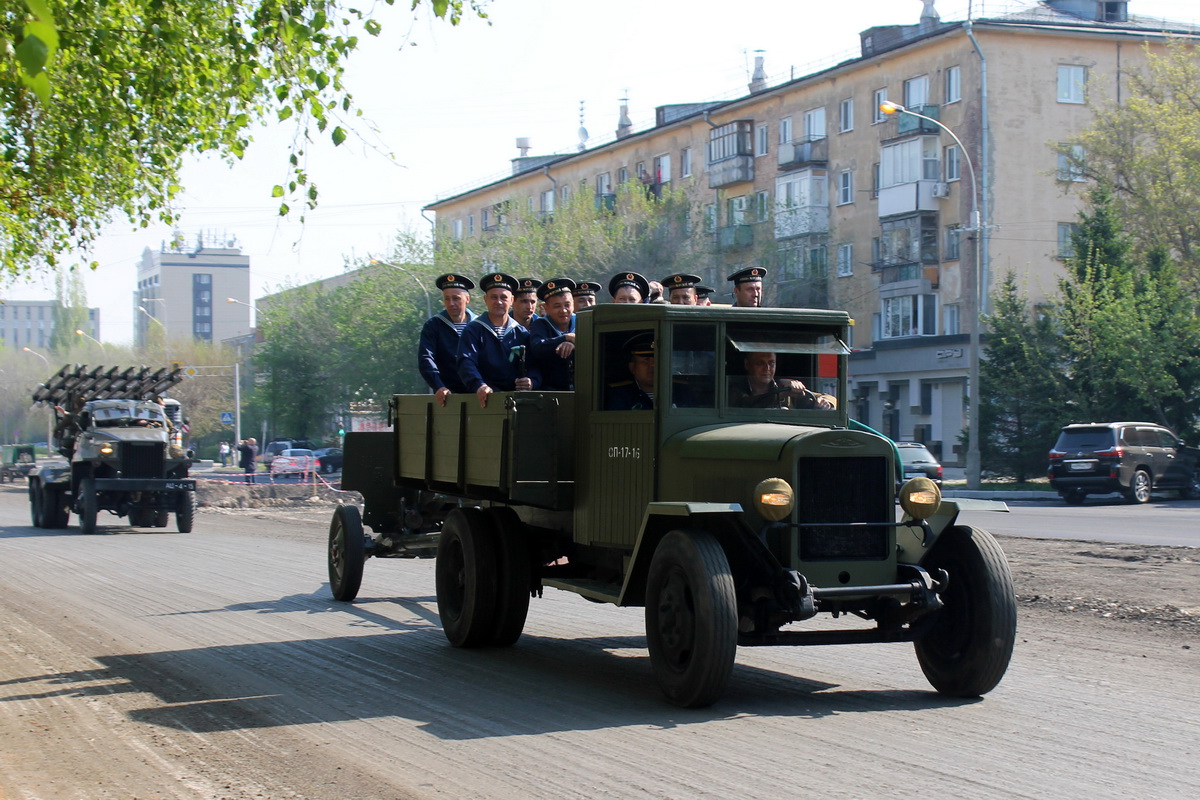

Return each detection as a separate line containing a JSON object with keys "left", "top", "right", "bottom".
{"left": 959, "top": 496, "right": 1200, "bottom": 548}
{"left": 0, "top": 486, "right": 1196, "bottom": 800}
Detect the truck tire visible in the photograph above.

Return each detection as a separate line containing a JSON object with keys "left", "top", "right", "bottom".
{"left": 328, "top": 504, "right": 366, "bottom": 602}
{"left": 176, "top": 491, "right": 195, "bottom": 533}
{"left": 485, "top": 507, "right": 532, "bottom": 647}
{"left": 915, "top": 525, "right": 1016, "bottom": 697}
{"left": 29, "top": 480, "right": 44, "bottom": 528}
{"left": 42, "top": 485, "right": 70, "bottom": 529}
{"left": 154, "top": 510, "right": 170, "bottom": 527}
{"left": 77, "top": 478, "right": 98, "bottom": 535}
{"left": 645, "top": 529, "right": 738, "bottom": 708}
{"left": 436, "top": 508, "right": 499, "bottom": 648}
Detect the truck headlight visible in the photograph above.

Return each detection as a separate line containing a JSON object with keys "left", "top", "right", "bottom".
{"left": 754, "top": 477, "right": 794, "bottom": 521}
{"left": 99, "top": 443, "right": 114, "bottom": 456}
{"left": 899, "top": 477, "right": 941, "bottom": 519}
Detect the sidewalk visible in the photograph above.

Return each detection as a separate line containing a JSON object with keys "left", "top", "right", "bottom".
{"left": 938, "top": 466, "right": 1061, "bottom": 501}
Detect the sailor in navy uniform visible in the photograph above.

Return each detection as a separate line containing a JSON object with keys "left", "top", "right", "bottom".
{"left": 417, "top": 273, "right": 477, "bottom": 405}
{"left": 604, "top": 332, "right": 656, "bottom": 410}
{"left": 662, "top": 273, "right": 703, "bottom": 305}
{"left": 457, "top": 272, "right": 541, "bottom": 408}
{"left": 572, "top": 280, "right": 602, "bottom": 310}
{"left": 528, "top": 278, "right": 577, "bottom": 391}
{"left": 695, "top": 284, "right": 715, "bottom": 306}
{"left": 608, "top": 271, "right": 650, "bottom": 304}
{"left": 512, "top": 277, "right": 542, "bottom": 327}
{"left": 728, "top": 266, "right": 767, "bottom": 307}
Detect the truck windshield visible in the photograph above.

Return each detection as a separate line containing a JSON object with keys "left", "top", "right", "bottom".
{"left": 90, "top": 403, "right": 167, "bottom": 428}
{"left": 724, "top": 324, "right": 846, "bottom": 413}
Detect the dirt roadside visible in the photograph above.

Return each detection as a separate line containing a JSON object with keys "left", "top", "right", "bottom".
{"left": 193, "top": 480, "right": 1200, "bottom": 644}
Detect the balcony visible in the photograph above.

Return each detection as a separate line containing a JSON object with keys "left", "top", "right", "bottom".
{"left": 595, "top": 193, "right": 616, "bottom": 212}
{"left": 777, "top": 137, "right": 829, "bottom": 171}
{"left": 894, "top": 104, "right": 941, "bottom": 136}
{"left": 708, "top": 155, "right": 754, "bottom": 189}
{"left": 877, "top": 179, "right": 942, "bottom": 218}
{"left": 715, "top": 224, "right": 755, "bottom": 251}
{"left": 774, "top": 205, "right": 830, "bottom": 239}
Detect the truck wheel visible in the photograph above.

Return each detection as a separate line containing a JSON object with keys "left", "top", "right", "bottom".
{"left": 42, "top": 485, "right": 69, "bottom": 529}
{"left": 645, "top": 530, "right": 738, "bottom": 708}
{"left": 176, "top": 491, "right": 195, "bottom": 533}
{"left": 154, "top": 510, "right": 170, "bottom": 527}
{"left": 78, "top": 478, "right": 98, "bottom": 535}
{"left": 915, "top": 525, "right": 1016, "bottom": 697}
{"left": 436, "top": 508, "right": 499, "bottom": 648}
{"left": 29, "top": 481, "right": 45, "bottom": 528}
{"left": 486, "top": 507, "right": 532, "bottom": 647}
{"left": 1125, "top": 468, "right": 1152, "bottom": 504}
{"left": 328, "top": 504, "right": 366, "bottom": 602}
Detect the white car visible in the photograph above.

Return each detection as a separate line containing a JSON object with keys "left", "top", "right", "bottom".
{"left": 270, "top": 448, "right": 317, "bottom": 478}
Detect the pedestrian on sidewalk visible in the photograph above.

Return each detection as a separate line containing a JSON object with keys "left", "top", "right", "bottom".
{"left": 237, "top": 438, "right": 258, "bottom": 484}
{"left": 218, "top": 441, "right": 230, "bottom": 467}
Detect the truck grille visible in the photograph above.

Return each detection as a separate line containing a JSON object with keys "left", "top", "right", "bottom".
{"left": 796, "top": 456, "right": 890, "bottom": 560}
{"left": 120, "top": 442, "right": 165, "bottom": 479}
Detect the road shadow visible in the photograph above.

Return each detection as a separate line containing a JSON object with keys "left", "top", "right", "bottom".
{"left": 0, "top": 627, "right": 977, "bottom": 741}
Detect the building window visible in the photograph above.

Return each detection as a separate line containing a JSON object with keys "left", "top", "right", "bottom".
{"left": 560, "top": 185, "right": 570, "bottom": 203}
{"left": 882, "top": 294, "right": 936, "bottom": 339}
{"left": 944, "top": 225, "right": 961, "bottom": 261}
{"left": 756, "top": 124, "right": 769, "bottom": 157}
{"left": 467, "top": 214, "right": 475, "bottom": 236}
{"left": 779, "top": 116, "right": 792, "bottom": 145}
{"left": 195, "top": 305, "right": 211, "bottom": 317}
{"left": 654, "top": 153, "right": 672, "bottom": 183}
{"left": 596, "top": 173, "right": 612, "bottom": 196}
{"left": 903, "top": 75, "right": 929, "bottom": 108}
{"left": 873, "top": 88, "right": 889, "bottom": 123}
{"left": 1058, "top": 222, "right": 1080, "bottom": 258}
{"left": 755, "top": 190, "right": 770, "bottom": 222}
{"left": 708, "top": 121, "right": 753, "bottom": 163}
{"left": 872, "top": 162, "right": 881, "bottom": 198}
{"left": 704, "top": 203, "right": 717, "bottom": 233}
{"left": 945, "top": 66, "right": 961, "bottom": 104}
{"left": 944, "top": 145, "right": 960, "bottom": 181}
{"left": 681, "top": 148, "right": 692, "bottom": 178}
{"left": 727, "top": 195, "right": 748, "bottom": 226}
{"left": 837, "top": 170, "right": 854, "bottom": 205}
{"left": 943, "top": 304, "right": 960, "bottom": 335}
{"left": 618, "top": 166, "right": 629, "bottom": 184}
{"left": 836, "top": 243, "right": 854, "bottom": 277}
{"left": 1057, "top": 65, "right": 1087, "bottom": 104}
{"left": 452, "top": 219, "right": 464, "bottom": 239}
{"left": 879, "top": 213, "right": 939, "bottom": 267}
{"left": 803, "top": 107, "right": 826, "bottom": 141}
{"left": 1057, "top": 144, "right": 1085, "bottom": 182}
{"left": 197, "top": 274, "right": 211, "bottom": 285}
{"left": 881, "top": 136, "right": 939, "bottom": 187}
{"left": 838, "top": 98, "right": 854, "bottom": 133}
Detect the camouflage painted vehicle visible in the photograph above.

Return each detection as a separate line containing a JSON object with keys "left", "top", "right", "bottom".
{"left": 331, "top": 303, "right": 1016, "bottom": 707}
{"left": 27, "top": 366, "right": 196, "bottom": 534}
{"left": 0, "top": 444, "right": 37, "bottom": 483}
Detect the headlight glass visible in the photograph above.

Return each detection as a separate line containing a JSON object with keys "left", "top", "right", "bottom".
{"left": 99, "top": 443, "right": 114, "bottom": 456}
{"left": 754, "top": 477, "right": 794, "bottom": 521}
{"left": 899, "top": 477, "right": 942, "bottom": 519}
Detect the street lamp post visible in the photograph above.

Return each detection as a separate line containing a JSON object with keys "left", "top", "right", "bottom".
{"left": 226, "top": 298, "right": 262, "bottom": 445}
{"left": 879, "top": 100, "right": 984, "bottom": 489}
{"left": 22, "top": 347, "right": 54, "bottom": 450}
{"left": 75, "top": 329, "right": 107, "bottom": 351}
{"left": 370, "top": 259, "right": 433, "bottom": 320}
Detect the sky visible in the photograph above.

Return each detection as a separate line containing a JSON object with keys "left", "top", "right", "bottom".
{"left": 4, "top": 0, "right": 1199, "bottom": 343}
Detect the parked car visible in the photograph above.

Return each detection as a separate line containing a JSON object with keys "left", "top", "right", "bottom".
{"left": 312, "top": 447, "right": 343, "bottom": 474}
{"left": 1048, "top": 422, "right": 1200, "bottom": 504}
{"left": 895, "top": 441, "right": 943, "bottom": 490}
{"left": 270, "top": 448, "right": 317, "bottom": 478}
{"left": 261, "top": 439, "right": 316, "bottom": 467}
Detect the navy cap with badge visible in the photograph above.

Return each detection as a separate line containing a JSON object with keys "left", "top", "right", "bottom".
{"left": 435, "top": 273, "right": 475, "bottom": 292}
{"left": 608, "top": 271, "right": 650, "bottom": 300}
{"left": 623, "top": 331, "right": 655, "bottom": 357}
{"left": 479, "top": 272, "right": 519, "bottom": 293}
{"left": 515, "top": 277, "right": 542, "bottom": 296}
{"left": 662, "top": 273, "right": 702, "bottom": 291}
{"left": 727, "top": 266, "right": 768, "bottom": 285}
{"left": 572, "top": 280, "right": 602, "bottom": 298}
{"left": 537, "top": 277, "right": 577, "bottom": 301}
{"left": 695, "top": 284, "right": 715, "bottom": 299}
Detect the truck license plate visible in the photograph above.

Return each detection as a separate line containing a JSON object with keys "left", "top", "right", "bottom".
{"left": 164, "top": 481, "right": 191, "bottom": 489}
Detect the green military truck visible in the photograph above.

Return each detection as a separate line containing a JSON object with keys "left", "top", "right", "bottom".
{"left": 331, "top": 303, "right": 1016, "bottom": 707}
{"left": 27, "top": 365, "right": 196, "bottom": 534}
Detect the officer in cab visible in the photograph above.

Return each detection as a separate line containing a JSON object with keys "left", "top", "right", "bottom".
{"left": 418, "top": 273, "right": 477, "bottom": 406}
{"left": 728, "top": 266, "right": 767, "bottom": 307}
{"left": 528, "top": 277, "right": 577, "bottom": 391}
{"left": 604, "top": 332, "right": 656, "bottom": 410}
{"left": 457, "top": 272, "right": 540, "bottom": 408}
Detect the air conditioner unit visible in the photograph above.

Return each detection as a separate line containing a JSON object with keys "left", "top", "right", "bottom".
{"left": 932, "top": 182, "right": 951, "bottom": 198}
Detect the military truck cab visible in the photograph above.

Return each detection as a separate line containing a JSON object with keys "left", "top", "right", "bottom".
{"left": 334, "top": 304, "right": 1015, "bottom": 707}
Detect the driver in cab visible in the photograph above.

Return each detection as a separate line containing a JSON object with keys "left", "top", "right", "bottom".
{"left": 729, "top": 351, "right": 834, "bottom": 410}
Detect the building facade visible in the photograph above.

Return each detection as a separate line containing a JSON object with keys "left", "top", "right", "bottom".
{"left": 134, "top": 232, "right": 252, "bottom": 347}
{"left": 0, "top": 300, "right": 100, "bottom": 350}
{"left": 424, "top": 0, "right": 1198, "bottom": 466}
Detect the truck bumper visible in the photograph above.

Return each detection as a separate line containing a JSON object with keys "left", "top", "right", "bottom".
{"left": 94, "top": 478, "right": 195, "bottom": 492}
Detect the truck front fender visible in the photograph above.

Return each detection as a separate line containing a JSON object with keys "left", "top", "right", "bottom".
{"left": 617, "top": 502, "right": 743, "bottom": 607}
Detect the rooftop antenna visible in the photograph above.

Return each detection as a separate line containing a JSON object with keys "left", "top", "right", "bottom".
{"left": 577, "top": 100, "right": 588, "bottom": 152}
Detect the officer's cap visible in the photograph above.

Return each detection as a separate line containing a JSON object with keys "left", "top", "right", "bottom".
{"left": 515, "top": 277, "right": 542, "bottom": 295}
{"left": 662, "top": 273, "right": 702, "bottom": 293}
{"left": 479, "top": 272, "right": 519, "bottom": 293}
{"left": 608, "top": 271, "right": 650, "bottom": 300}
{"left": 695, "top": 284, "right": 716, "bottom": 298}
{"left": 727, "top": 266, "right": 768, "bottom": 285}
{"left": 435, "top": 273, "right": 475, "bottom": 292}
{"left": 537, "top": 277, "right": 577, "bottom": 302}
{"left": 624, "top": 331, "right": 655, "bottom": 357}
{"left": 572, "top": 281, "right": 602, "bottom": 297}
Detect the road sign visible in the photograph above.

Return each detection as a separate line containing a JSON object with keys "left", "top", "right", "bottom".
{"left": 220, "top": 412, "right": 234, "bottom": 424}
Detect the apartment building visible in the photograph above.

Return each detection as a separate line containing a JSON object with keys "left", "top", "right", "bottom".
{"left": 134, "top": 232, "right": 252, "bottom": 347}
{"left": 0, "top": 300, "right": 101, "bottom": 350}
{"left": 424, "top": 0, "right": 1198, "bottom": 466}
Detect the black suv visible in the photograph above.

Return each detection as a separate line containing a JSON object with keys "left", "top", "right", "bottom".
{"left": 1048, "top": 422, "right": 1200, "bottom": 504}
{"left": 896, "top": 442, "right": 943, "bottom": 490}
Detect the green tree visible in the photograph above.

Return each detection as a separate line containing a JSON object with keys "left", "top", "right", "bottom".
{"left": 1, "top": 0, "right": 484, "bottom": 278}
{"left": 979, "top": 273, "right": 1066, "bottom": 481}
{"left": 47, "top": 267, "right": 89, "bottom": 351}
{"left": 1066, "top": 37, "right": 1200, "bottom": 286}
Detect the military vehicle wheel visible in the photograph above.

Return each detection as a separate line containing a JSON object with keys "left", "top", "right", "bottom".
{"left": 154, "top": 510, "right": 170, "bottom": 527}
{"left": 42, "top": 485, "right": 69, "bottom": 529}
{"left": 485, "top": 507, "right": 531, "bottom": 647}
{"left": 915, "top": 525, "right": 1016, "bottom": 697}
{"left": 29, "top": 481, "right": 45, "bottom": 528}
{"left": 436, "top": 508, "right": 498, "bottom": 648}
{"left": 176, "top": 491, "right": 195, "bottom": 533}
{"left": 645, "top": 530, "right": 738, "bottom": 708}
{"left": 328, "top": 504, "right": 366, "bottom": 602}
{"left": 1125, "top": 468, "right": 1152, "bottom": 504}
{"left": 78, "top": 478, "right": 98, "bottom": 535}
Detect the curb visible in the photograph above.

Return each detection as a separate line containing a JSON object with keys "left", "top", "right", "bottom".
{"left": 943, "top": 490, "right": 1060, "bottom": 501}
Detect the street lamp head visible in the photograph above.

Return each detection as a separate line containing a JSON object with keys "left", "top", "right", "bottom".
{"left": 879, "top": 100, "right": 905, "bottom": 115}
{"left": 75, "top": 329, "right": 84, "bottom": 336}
